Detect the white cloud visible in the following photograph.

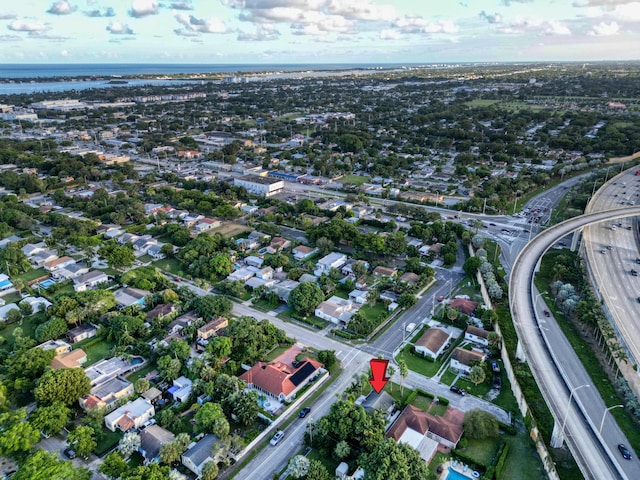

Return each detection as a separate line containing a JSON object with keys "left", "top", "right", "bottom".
{"left": 237, "top": 24, "right": 280, "bottom": 41}
{"left": 7, "top": 20, "right": 49, "bottom": 32}
{"left": 129, "top": 0, "right": 158, "bottom": 18}
{"left": 393, "top": 16, "right": 458, "bottom": 34}
{"left": 612, "top": 2, "right": 640, "bottom": 22}
{"left": 479, "top": 11, "right": 503, "bottom": 24}
{"left": 544, "top": 20, "right": 571, "bottom": 35}
{"left": 84, "top": 7, "right": 116, "bottom": 17}
{"left": 47, "top": 1, "right": 76, "bottom": 15}
{"left": 169, "top": 1, "right": 193, "bottom": 9}
{"left": 0, "top": 13, "right": 17, "bottom": 20}
{"left": 60, "top": 49, "right": 71, "bottom": 57}
{"left": 325, "top": 0, "right": 396, "bottom": 22}
{"left": 0, "top": 34, "right": 22, "bottom": 42}
{"left": 174, "top": 13, "right": 227, "bottom": 34}
{"left": 106, "top": 21, "right": 134, "bottom": 35}
{"left": 589, "top": 20, "right": 620, "bottom": 35}
{"left": 501, "top": 0, "right": 533, "bottom": 5}
{"left": 379, "top": 28, "right": 401, "bottom": 40}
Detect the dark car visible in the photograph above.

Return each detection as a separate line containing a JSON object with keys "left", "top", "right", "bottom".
{"left": 493, "top": 376, "right": 502, "bottom": 389}
{"left": 632, "top": 270, "right": 639, "bottom": 277}
{"left": 450, "top": 385, "right": 465, "bottom": 396}
{"left": 543, "top": 310, "right": 551, "bottom": 317}
{"left": 298, "top": 407, "right": 311, "bottom": 418}
{"left": 437, "top": 295, "right": 445, "bottom": 302}
{"left": 64, "top": 448, "right": 76, "bottom": 459}
{"left": 618, "top": 444, "right": 632, "bottom": 460}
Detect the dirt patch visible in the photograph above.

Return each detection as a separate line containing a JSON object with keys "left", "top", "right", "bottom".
{"left": 209, "top": 222, "right": 251, "bottom": 238}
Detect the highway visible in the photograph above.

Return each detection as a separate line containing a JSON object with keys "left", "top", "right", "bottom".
{"left": 583, "top": 168, "right": 640, "bottom": 395}
{"left": 510, "top": 206, "right": 640, "bottom": 480}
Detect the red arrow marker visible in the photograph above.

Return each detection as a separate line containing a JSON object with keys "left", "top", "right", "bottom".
{"left": 369, "top": 359, "right": 390, "bottom": 394}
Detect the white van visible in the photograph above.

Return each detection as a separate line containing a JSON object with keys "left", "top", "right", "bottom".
{"left": 270, "top": 430, "right": 284, "bottom": 446}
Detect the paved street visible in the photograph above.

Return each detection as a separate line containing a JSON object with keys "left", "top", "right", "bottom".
{"left": 37, "top": 435, "right": 105, "bottom": 480}
{"left": 510, "top": 206, "right": 640, "bottom": 480}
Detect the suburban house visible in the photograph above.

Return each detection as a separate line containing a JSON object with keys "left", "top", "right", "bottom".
{"left": 269, "top": 237, "right": 291, "bottom": 251}
{"left": 37, "top": 339, "right": 72, "bottom": 355}
{"left": 80, "top": 376, "right": 134, "bottom": 411}
{"left": 197, "top": 317, "right": 228, "bottom": 341}
{"left": 372, "top": 266, "right": 398, "bottom": 278}
{"left": 167, "top": 311, "right": 199, "bottom": 335}
{"left": 141, "top": 387, "right": 163, "bottom": 406}
{"left": 239, "top": 356, "right": 324, "bottom": 402}
{"left": 399, "top": 272, "right": 420, "bottom": 286}
{"left": 0, "top": 304, "right": 19, "bottom": 322}
{"left": 182, "top": 434, "right": 221, "bottom": 478}
{"left": 274, "top": 279, "right": 300, "bottom": 303}
{"left": 21, "top": 242, "right": 47, "bottom": 258}
{"left": 66, "top": 324, "right": 98, "bottom": 343}
{"left": 51, "top": 349, "right": 87, "bottom": 369}
{"left": 465, "top": 326, "right": 490, "bottom": 347}
{"left": 245, "top": 255, "right": 264, "bottom": 268}
{"left": 53, "top": 263, "right": 90, "bottom": 281}
{"left": 146, "top": 303, "right": 177, "bottom": 322}
{"left": 449, "top": 298, "right": 479, "bottom": 316}
{"left": 450, "top": 348, "right": 487, "bottom": 375}
{"left": 0, "top": 274, "right": 13, "bottom": 292}
{"left": 73, "top": 270, "right": 110, "bottom": 292}
{"left": 105, "top": 397, "right": 155, "bottom": 432}
{"left": 227, "top": 266, "right": 258, "bottom": 282}
{"left": 414, "top": 328, "right": 453, "bottom": 359}
{"left": 348, "top": 290, "right": 368, "bottom": 305}
{"left": 386, "top": 405, "right": 464, "bottom": 459}
{"left": 44, "top": 256, "right": 76, "bottom": 272}
{"left": 168, "top": 376, "right": 193, "bottom": 403}
{"left": 194, "top": 217, "right": 222, "bottom": 232}
{"left": 30, "top": 251, "right": 59, "bottom": 268}
{"left": 114, "top": 287, "right": 150, "bottom": 308}
{"left": 19, "top": 296, "right": 52, "bottom": 312}
{"left": 380, "top": 290, "right": 399, "bottom": 303}
{"left": 139, "top": 425, "right": 175, "bottom": 464}
{"left": 358, "top": 390, "right": 396, "bottom": 417}
{"left": 292, "top": 245, "right": 317, "bottom": 261}
{"left": 314, "top": 252, "right": 347, "bottom": 277}
{"left": 315, "top": 296, "right": 358, "bottom": 324}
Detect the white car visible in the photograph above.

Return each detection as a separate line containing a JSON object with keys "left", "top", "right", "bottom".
{"left": 406, "top": 323, "right": 416, "bottom": 333}
{"left": 270, "top": 430, "right": 284, "bottom": 446}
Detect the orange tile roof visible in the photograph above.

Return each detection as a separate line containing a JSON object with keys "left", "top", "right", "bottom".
{"left": 51, "top": 349, "right": 87, "bottom": 369}
{"left": 239, "top": 357, "right": 322, "bottom": 398}
{"left": 387, "top": 405, "right": 464, "bottom": 446}
{"left": 116, "top": 415, "right": 135, "bottom": 432}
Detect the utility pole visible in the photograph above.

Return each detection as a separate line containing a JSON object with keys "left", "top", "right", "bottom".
{"left": 482, "top": 197, "right": 487, "bottom": 216}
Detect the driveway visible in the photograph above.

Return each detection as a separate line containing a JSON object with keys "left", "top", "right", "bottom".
{"left": 37, "top": 435, "right": 106, "bottom": 480}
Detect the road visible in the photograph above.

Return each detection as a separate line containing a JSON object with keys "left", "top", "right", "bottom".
{"left": 510, "top": 205, "right": 640, "bottom": 480}
{"left": 583, "top": 167, "right": 640, "bottom": 387}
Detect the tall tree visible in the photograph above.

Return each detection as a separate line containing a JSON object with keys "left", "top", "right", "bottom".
{"left": 397, "top": 359, "right": 408, "bottom": 395}
{"left": 99, "top": 451, "right": 128, "bottom": 480}
{"left": 12, "top": 450, "right": 90, "bottom": 480}
{"left": 68, "top": 426, "right": 96, "bottom": 459}
{"left": 29, "top": 402, "right": 71, "bottom": 436}
{"left": 289, "top": 282, "right": 324, "bottom": 316}
{"left": 463, "top": 409, "right": 499, "bottom": 439}
{"left": 359, "top": 438, "right": 430, "bottom": 480}
{"left": 34, "top": 368, "right": 91, "bottom": 406}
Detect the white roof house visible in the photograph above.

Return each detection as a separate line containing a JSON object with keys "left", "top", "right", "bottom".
{"left": 104, "top": 397, "right": 155, "bottom": 432}
{"left": 314, "top": 252, "right": 348, "bottom": 277}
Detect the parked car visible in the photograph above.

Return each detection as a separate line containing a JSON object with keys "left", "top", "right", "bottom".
{"left": 493, "top": 376, "right": 502, "bottom": 389}
{"left": 543, "top": 310, "right": 551, "bottom": 317}
{"left": 298, "top": 407, "right": 311, "bottom": 418}
{"left": 450, "top": 385, "right": 465, "bottom": 396}
{"left": 491, "top": 361, "right": 501, "bottom": 374}
{"left": 405, "top": 323, "right": 416, "bottom": 333}
{"left": 618, "top": 443, "right": 632, "bottom": 460}
{"left": 270, "top": 430, "right": 284, "bottom": 446}
{"left": 63, "top": 448, "right": 76, "bottom": 459}
{"left": 631, "top": 270, "right": 639, "bottom": 277}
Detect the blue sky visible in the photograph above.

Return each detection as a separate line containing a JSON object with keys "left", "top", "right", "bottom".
{"left": 1, "top": 0, "right": 639, "bottom": 63}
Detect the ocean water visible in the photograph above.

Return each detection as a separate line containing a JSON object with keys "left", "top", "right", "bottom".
{"left": 0, "top": 63, "right": 411, "bottom": 79}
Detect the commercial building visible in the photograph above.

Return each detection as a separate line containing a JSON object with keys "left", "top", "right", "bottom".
{"left": 234, "top": 175, "right": 284, "bottom": 197}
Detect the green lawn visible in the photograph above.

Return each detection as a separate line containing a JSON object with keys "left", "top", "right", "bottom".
{"left": 152, "top": 258, "right": 185, "bottom": 276}
{"left": 12, "top": 267, "right": 48, "bottom": 284}
{"left": 464, "top": 99, "right": 500, "bottom": 107}
{"left": 126, "top": 363, "right": 156, "bottom": 383}
{"left": 499, "top": 429, "right": 546, "bottom": 480}
{"left": 429, "top": 402, "right": 448, "bottom": 417}
{"left": 264, "top": 344, "right": 291, "bottom": 362}
{"left": 306, "top": 449, "right": 341, "bottom": 477}
{"left": 358, "top": 302, "right": 388, "bottom": 324}
{"left": 73, "top": 338, "right": 116, "bottom": 365}
{"left": 459, "top": 438, "right": 501, "bottom": 466}
{"left": 138, "top": 254, "right": 153, "bottom": 263}
{"left": 395, "top": 345, "right": 440, "bottom": 377}
{"left": 0, "top": 292, "right": 22, "bottom": 304}
{"left": 95, "top": 427, "right": 122, "bottom": 456}
{"left": 340, "top": 174, "right": 369, "bottom": 185}
{"left": 456, "top": 377, "right": 493, "bottom": 397}
{"left": 410, "top": 393, "right": 433, "bottom": 411}
{"left": 0, "top": 312, "right": 44, "bottom": 352}
{"left": 439, "top": 370, "right": 457, "bottom": 386}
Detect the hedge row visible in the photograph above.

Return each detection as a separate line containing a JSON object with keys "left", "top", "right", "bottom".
{"left": 494, "top": 441, "right": 511, "bottom": 479}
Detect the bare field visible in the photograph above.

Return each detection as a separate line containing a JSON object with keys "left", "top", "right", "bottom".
{"left": 210, "top": 222, "right": 251, "bottom": 237}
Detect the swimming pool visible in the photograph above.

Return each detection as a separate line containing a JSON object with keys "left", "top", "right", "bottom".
{"left": 39, "top": 279, "right": 56, "bottom": 288}
{"left": 129, "top": 356, "right": 144, "bottom": 366}
{"left": 447, "top": 467, "right": 472, "bottom": 480}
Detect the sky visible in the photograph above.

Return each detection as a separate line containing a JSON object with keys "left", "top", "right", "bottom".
{"left": 0, "top": 0, "right": 639, "bottom": 64}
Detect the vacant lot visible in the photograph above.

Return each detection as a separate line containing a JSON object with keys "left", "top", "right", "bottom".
{"left": 210, "top": 223, "right": 251, "bottom": 238}
{"left": 340, "top": 174, "right": 369, "bottom": 185}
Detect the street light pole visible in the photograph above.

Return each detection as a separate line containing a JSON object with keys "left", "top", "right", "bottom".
{"left": 560, "top": 384, "right": 590, "bottom": 441}
{"left": 599, "top": 404, "right": 623, "bottom": 434}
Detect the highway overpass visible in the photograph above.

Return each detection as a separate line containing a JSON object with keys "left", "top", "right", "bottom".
{"left": 510, "top": 206, "right": 640, "bottom": 480}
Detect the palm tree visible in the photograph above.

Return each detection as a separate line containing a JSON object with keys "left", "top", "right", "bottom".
{"left": 398, "top": 359, "right": 408, "bottom": 396}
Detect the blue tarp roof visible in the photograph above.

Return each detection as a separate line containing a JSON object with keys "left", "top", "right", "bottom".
{"left": 0, "top": 280, "right": 12, "bottom": 288}
{"left": 167, "top": 386, "right": 179, "bottom": 395}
